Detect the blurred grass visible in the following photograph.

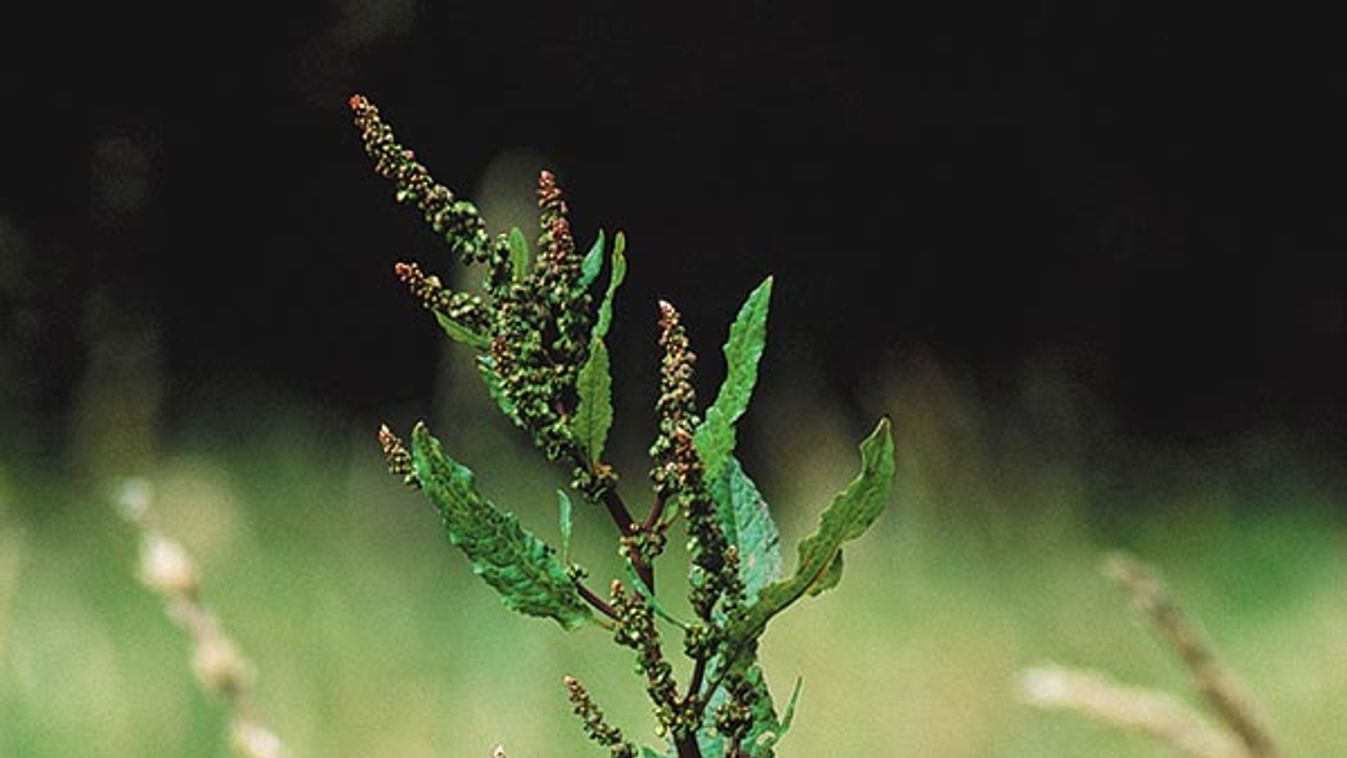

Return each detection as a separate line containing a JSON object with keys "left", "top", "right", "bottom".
{"left": 2, "top": 354, "right": 1346, "bottom": 757}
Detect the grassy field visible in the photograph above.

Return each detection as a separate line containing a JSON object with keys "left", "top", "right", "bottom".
{"left": 2, "top": 360, "right": 1345, "bottom": 757}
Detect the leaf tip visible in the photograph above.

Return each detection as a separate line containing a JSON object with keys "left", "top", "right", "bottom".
{"left": 409, "top": 420, "right": 436, "bottom": 451}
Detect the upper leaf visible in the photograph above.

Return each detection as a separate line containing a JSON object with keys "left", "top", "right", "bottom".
{"left": 557, "top": 489, "right": 573, "bottom": 564}
{"left": 580, "top": 229, "right": 606, "bottom": 288}
{"left": 709, "top": 457, "right": 783, "bottom": 605}
{"left": 729, "top": 417, "right": 895, "bottom": 641}
{"left": 572, "top": 338, "right": 614, "bottom": 462}
{"left": 508, "top": 226, "right": 532, "bottom": 281}
{"left": 434, "top": 311, "right": 491, "bottom": 350}
{"left": 694, "top": 276, "right": 773, "bottom": 483}
{"left": 808, "top": 549, "right": 843, "bottom": 597}
{"left": 410, "top": 422, "right": 591, "bottom": 630}
{"left": 475, "top": 355, "right": 523, "bottom": 427}
{"left": 593, "top": 231, "right": 627, "bottom": 342}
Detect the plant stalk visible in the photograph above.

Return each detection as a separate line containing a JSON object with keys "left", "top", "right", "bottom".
{"left": 674, "top": 734, "right": 701, "bottom": 758}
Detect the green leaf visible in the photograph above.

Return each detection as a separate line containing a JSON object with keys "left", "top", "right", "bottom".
{"left": 410, "top": 423, "right": 590, "bottom": 630}
{"left": 572, "top": 339, "right": 614, "bottom": 462}
{"left": 593, "top": 231, "right": 627, "bottom": 342}
{"left": 624, "top": 561, "right": 691, "bottom": 629}
{"left": 557, "top": 489, "right": 573, "bottom": 563}
{"left": 694, "top": 276, "right": 773, "bottom": 482}
{"left": 508, "top": 226, "right": 531, "bottom": 281}
{"left": 475, "top": 355, "right": 522, "bottom": 426}
{"left": 695, "top": 406, "right": 733, "bottom": 488}
{"left": 730, "top": 417, "right": 895, "bottom": 641}
{"left": 641, "top": 747, "right": 671, "bottom": 758}
{"left": 433, "top": 310, "right": 491, "bottom": 350}
{"left": 808, "top": 549, "right": 843, "bottom": 596}
{"left": 778, "top": 677, "right": 803, "bottom": 733}
{"left": 709, "top": 457, "right": 783, "bottom": 605}
{"left": 571, "top": 234, "right": 624, "bottom": 463}
{"left": 580, "top": 228, "right": 605, "bottom": 287}
{"left": 752, "top": 677, "right": 803, "bottom": 756}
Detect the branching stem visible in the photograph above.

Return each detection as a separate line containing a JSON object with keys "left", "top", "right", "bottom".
{"left": 686, "top": 655, "right": 708, "bottom": 705}
{"left": 674, "top": 734, "right": 701, "bottom": 758}
{"left": 566, "top": 448, "right": 655, "bottom": 590}
{"left": 643, "top": 495, "right": 668, "bottom": 532}
{"left": 574, "top": 580, "right": 620, "bottom": 621}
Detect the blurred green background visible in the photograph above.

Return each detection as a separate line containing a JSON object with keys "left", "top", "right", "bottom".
{"left": 3, "top": 335, "right": 1345, "bottom": 756}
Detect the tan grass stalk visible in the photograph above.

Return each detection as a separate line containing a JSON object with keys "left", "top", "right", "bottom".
{"left": 1020, "top": 665, "right": 1248, "bottom": 758}
{"left": 1104, "top": 554, "right": 1280, "bottom": 758}
{"left": 1021, "top": 553, "right": 1281, "bottom": 758}
{"left": 115, "top": 478, "right": 287, "bottom": 758}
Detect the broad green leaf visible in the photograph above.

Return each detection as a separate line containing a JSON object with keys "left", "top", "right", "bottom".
{"left": 641, "top": 747, "right": 670, "bottom": 758}
{"left": 410, "top": 423, "right": 590, "bottom": 630}
{"left": 475, "top": 355, "right": 522, "bottom": 426}
{"left": 572, "top": 339, "right": 614, "bottom": 462}
{"left": 709, "top": 457, "right": 783, "bottom": 605}
{"left": 508, "top": 226, "right": 531, "bottom": 281}
{"left": 434, "top": 310, "right": 491, "bottom": 350}
{"left": 593, "top": 231, "right": 627, "bottom": 341}
{"left": 580, "top": 228, "right": 605, "bottom": 287}
{"left": 730, "top": 417, "right": 894, "bottom": 641}
{"left": 695, "top": 406, "right": 733, "bottom": 489}
{"left": 557, "top": 489, "right": 573, "bottom": 563}
{"left": 694, "top": 276, "right": 773, "bottom": 482}
{"left": 808, "top": 549, "right": 843, "bottom": 597}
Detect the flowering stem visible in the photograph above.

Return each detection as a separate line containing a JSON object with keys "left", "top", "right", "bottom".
{"left": 568, "top": 449, "right": 658, "bottom": 591}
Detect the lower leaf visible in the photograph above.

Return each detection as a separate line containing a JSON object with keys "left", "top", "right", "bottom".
{"left": 410, "top": 422, "right": 591, "bottom": 630}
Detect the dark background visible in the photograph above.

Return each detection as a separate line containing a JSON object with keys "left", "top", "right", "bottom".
{"left": 3, "top": 3, "right": 1345, "bottom": 451}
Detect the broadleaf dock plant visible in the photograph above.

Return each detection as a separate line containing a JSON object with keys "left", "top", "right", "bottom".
{"left": 351, "top": 94, "right": 896, "bottom": 758}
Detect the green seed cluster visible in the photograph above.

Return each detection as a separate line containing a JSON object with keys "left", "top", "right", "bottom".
{"left": 646, "top": 301, "right": 756, "bottom": 755}
{"left": 488, "top": 290, "right": 570, "bottom": 458}
{"left": 393, "top": 261, "right": 490, "bottom": 334}
{"left": 350, "top": 96, "right": 596, "bottom": 465}
{"left": 713, "top": 672, "right": 757, "bottom": 758}
{"left": 575, "top": 460, "right": 620, "bottom": 507}
{"left": 650, "top": 301, "right": 700, "bottom": 483}
{"left": 348, "top": 94, "right": 498, "bottom": 266}
{"left": 609, "top": 581, "right": 693, "bottom": 742}
{"left": 618, "top": 527, "right": 667, "bottom": 569}
{"left": 535, "top": 171, "right": 593, "bottom": 375}
{"left": 650, "top": 301, "right": 743, "bottom": 623}
{"left": 377, "top": 424, "right": 417, "bottom": 488}
{"left": 564, "top": 675, "right": 637, "bottom": 758}
{"left": 487, "top": 172, "right": 597, "bottom": 461}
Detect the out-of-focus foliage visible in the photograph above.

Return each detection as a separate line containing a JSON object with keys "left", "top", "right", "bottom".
{"left": 3, "top": 359, "right": 1345, "bottom": 756}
